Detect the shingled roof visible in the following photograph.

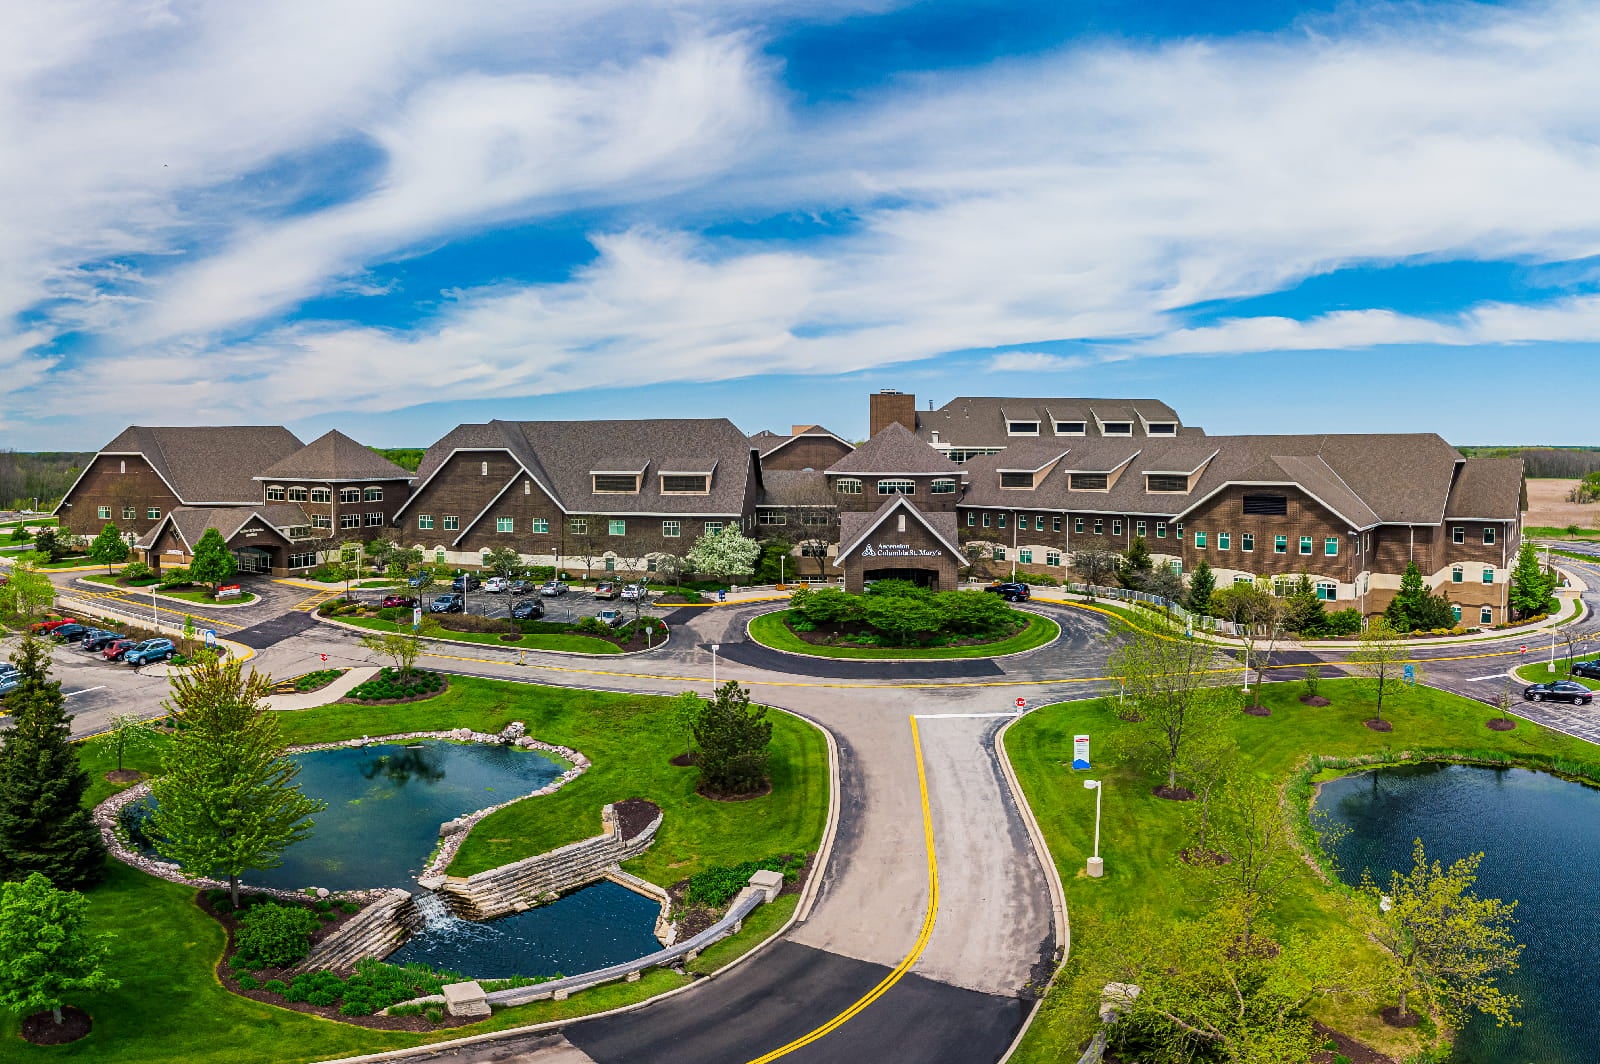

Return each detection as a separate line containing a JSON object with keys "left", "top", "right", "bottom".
{"left": 98, "top": 425, "right": 304, "bottom": 504}
{"left": 914, "top": 396, "right": 1189, "bottom": 446}
{"left": 750, "top": 425, "right": 854, "bottom": 458}
{"left": 256, "top": 430, "right": 413, "bottom": 483}
{"left": 826, "top": 422, "right": 963, "bottom": 476}
{"left": 135, "top": 503, "right": 311, "bottom": 550}
{"left": 835, "top": 496, "right": 963, "bottom": 564}
{"left": 1445, "top": 457, "right": 1527, "bottom": 519}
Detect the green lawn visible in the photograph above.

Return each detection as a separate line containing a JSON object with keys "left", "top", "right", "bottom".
{"left": 1514, "top": 654, "right": 1600, "bottom": 689}
{"left": 335, "top": 614, "right": 624, "bottom": 655}
{"left": 0, "top": 516, "right": 57, "bottom": 529}
{"left": 83, "top": 574, "right": 258, "bottom": 606}
{"left": 1526, "top": 525, "right": 1600, "bottom": 541}
{"left": 748, "top": 608, "right": 1058, "bottom": 659}
{"left": 1004, "top": 679, "right": 1600, "bottom": 1063}
{"left": 354, "top": 579, "right": 402, "bottom": 588}
{"left": 7, "top": 679, "right": 829, "bottom": 1063}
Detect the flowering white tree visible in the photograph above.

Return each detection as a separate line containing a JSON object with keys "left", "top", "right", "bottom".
{"left": 687, "top": 527, "right": 762, "bottom": 583}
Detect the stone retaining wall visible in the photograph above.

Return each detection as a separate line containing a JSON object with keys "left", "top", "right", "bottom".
{"left": 293, "top": 889, "right": 414, "bottom": 973}
{"left": 427, "top": 806, "right": 663, "bottom": 921}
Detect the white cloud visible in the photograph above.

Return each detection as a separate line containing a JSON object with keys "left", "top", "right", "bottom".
{"left": 987, "top": 352, "right": 1092, "bottom": 373}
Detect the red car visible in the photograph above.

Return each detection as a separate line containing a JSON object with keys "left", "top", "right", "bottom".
{"left": 30, "top": 617, "right": 77, "bottom": 633}
{"left": 381, "top": 595, "right": 418, "bottom": 609}
{"left": 102, "top": 638, "right": 137, "bottom": 661}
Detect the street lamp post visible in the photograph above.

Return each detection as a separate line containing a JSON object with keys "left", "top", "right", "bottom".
{"left": 711, "top": 642, "right": 720, "bottom": 688}
{"left": 1083, "top": 778, "right": 1104, "bottom": 877}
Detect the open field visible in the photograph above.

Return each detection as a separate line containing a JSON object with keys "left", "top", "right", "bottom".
{"left": 1526, "top": 478, "right": 1600, "bottom": 537}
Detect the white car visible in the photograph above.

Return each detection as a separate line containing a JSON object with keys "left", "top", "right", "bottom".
{"left": 483, "top": 576, "right": 512, "bottom": 593}
{"left": 620, "top": 583, "right": 648, "bottom": 600}
{"left": 597, "top": 608, "right": 625, "bottom": 628}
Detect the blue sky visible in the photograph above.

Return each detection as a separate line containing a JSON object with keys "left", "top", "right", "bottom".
{"left": 5, "top": 0, "right": 1600, "bottom": 449}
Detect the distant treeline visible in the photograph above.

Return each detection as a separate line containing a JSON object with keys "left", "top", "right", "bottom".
{"left": 0, "top": 450, "right": 93, "bottom": 510}
{"left": 1458, "top": 446, "right": 1600, "bottom": 478}
{"left": 370, "top": 447, "right": 424, "bottom": 472}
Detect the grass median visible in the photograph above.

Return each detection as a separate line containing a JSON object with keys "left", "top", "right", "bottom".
{"left": 1004, "top": 679, "right": 1600, "bottom": 1063}
{"left": 82, "top": 573, "right": 259, "bottom": 606}
{"left": 334, "top": 613, "right": 623, "bottom": 655}
{"left": 748, "top": 607, "right": 1058, "bottom": 659}
{"left": 1513, "top": 653, "right": 1600, "bottom": 689}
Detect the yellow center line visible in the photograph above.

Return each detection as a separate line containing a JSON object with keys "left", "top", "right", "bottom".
{"left": 742, "top": 716, "right": 940, "bottom": 1064}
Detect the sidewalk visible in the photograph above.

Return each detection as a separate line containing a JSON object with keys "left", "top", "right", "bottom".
{"left": 262, "top": 666, "right": 380, "bottom": 710}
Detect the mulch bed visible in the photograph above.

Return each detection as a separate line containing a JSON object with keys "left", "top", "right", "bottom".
{"left": 104, "top": 769, "right": 144, "bottom": 783}
{"left": 340, "top": 676, "right": 451, "bottom": 706}
{"left": 1364, "top": 719, "right": 1394, "bottom": 732}
{"left": 1152, "top": 785, "right": 1195, "bottom": 801}
{"left": 697, "top": 778, "right": 774, "bottom": 802}
{"left": 20, "top": 1006, "right": 92, "bottom": 1045}
{"left": 1379, "top": 1005, "right": 1421, "bottom": 1029}
{"left": 1487, "top": 717, "right": 1518, "bottom": 730}
{"left": 613, "top": 798, "right": 661, "bottom": 841}
{"left": 1178, "top": 846, "right": 1229, "bottom": 867}
{"left": 200, "top": 892, "right": 471, "bottom": 1032}
{"left": 669, "top": 751, "right": 698, "bottom": 767}
{"left": 1312, "top": 1021, "right": 1397, "bottom": 1064}
{"left": 1243, "top": 705, "right": 1272, "bottom": 716}
{"left": 668, "top": 851, "right": 815, "bottom": 941}
{"left": 1300, "top": 695, "right": 1332, "bottom": 706}
{"left": 784, "top": 617, "right": 1025, "bottom": 652}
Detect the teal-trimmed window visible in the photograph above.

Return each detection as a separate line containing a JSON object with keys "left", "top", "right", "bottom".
{"left": 1324, "top": 537, "right": 1339, "bottom": 556}
{"left": 1035, "top": 515, "right": 1046, "bottom": 531}
{"left": 1046, "top": 550, "right": 1061, "bottom": 566}
{"left": 662, "top": 520, "right": 680, "bottom": 537}
{"left": 1481, "top": 606, "right": 1493, "bottom": 624}
{"left": 1482, "top": 567, "right": 1494, "bottom": 584}
{"left": 982, "top": 512, "right": 991, "bottom": 527}
{"left": 967, "top": 511, "right": 976, "bottom": 527}
{"left": 496, "top": 517, "right": 514, "bottom": 533}
{"left": 1218, "top": 532, "right": 1230, "bottom": 550}
{"left": 443, "top": 516, "right": 459, "bottom": 531}
{"left": 992, "top": 546, "right": 1006, "bottom": 561}
{"left": 1194, "top": 531, "right": 1207, "bottom": 548}
{"left": 569, "top": 518, "right": 587, "bottom": 535}
{"left": 1093, "top": 519, "right": 1103, "bottom": 535}
{"left": 1052, "top": 516, "right": 1061, "bottom": 532}
{"left": 1274, "top": 535, "right": 1288, "bottom": 554}
{"left": 97, "top": 505, "right": 111, "bottom": 519}
{"left": 1241, "top": 532, "right": 1253, "bottom": 552}
{"left": 435, "top": 550, "right": 445, "bottom": 564}
{"left": 704, "top": 521, "right": 723, "bottom": 534}
{"left": 998, "top": 513, "right": 1007, "bottom": 529}
{"left": 608, "top": 519, "right": 626, "bottom": 536}
{"left": 1174, "top": 522, "right": 1184, "bottom": 541}
{"left": 1156, "top": 522, "right": 1166, "bottom": 538}
{"left": 146, "top": 507, "right": 160, "bottom": 520}
{"left": 1019, "top": 549, "right": 1033, "bottom": 564}
{"left": 1484, "top": 526, "right": 1496, "bottom": 545}
{"left": 1452, "top": 566, "right": 1463, "bottom": 583}
{"left": 1136, "top": 520, "right": 1146, "bottom": 537}
{"left": 123, "top": 505, "right": 136, "bottom": 520}
{"left": 1452, "top": 605, "right": 1462, "bottom": 623}
{"left": 532, "top": 518, "right": 548, "bottom": 534}
{"left": 1316, "top": 582, "right": 1337, "bottom": 601}
{"left": 1074, "top": 517, "right": 1085, "bottom": 534}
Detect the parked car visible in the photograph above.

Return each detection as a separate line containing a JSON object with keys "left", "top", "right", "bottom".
{"left": 451, "top": 573, "right": 481, "bottom": 592}
{"left": 102, "top": 638, "right": 138, "bottom": 661}
{"left": 81, "top": 630, "right": 125, "bottom": 651}
{"left": 593, "top": 582, "right": 620, "bottom": 599}
{"left": 407, "top": 573, "right": 431, "bottom": 588}
{"left": 539, "top": 580, "right": 569, "bottom": 597}
{"left": 510, "top": 598, "right": 544, "bottom": 620}
{"left": 0, "top": 663, "right": 17, "bottom": 681}
{"left": 1571, "top": 660, "right": 1600, "bottom": 681}
{"left": 1523, "top": 680, "right": 1594, "bottom": 705}
{"left": 483, "top": 576, "right": 512, "bottom": 594}
{"left": 508, "top": 579, "right": 534, "bottom": 595}
{"left": 49, "top": 623, "right": 90, "bottom": 643}
{"left": 123, "top": 638, "right": 176, "bottom": 666}
{"left": 430, "top": 593, "right": 465, "bottom": 613}
{"left": 620, "top": 583, "right": 649, "bottom": 600}
{"left": 381, "top": 595, "right": 418, "bottom": 609}
{"left": 29, "top": 617, "right": 77, "bottom": 633}
{"left": 984, "top": 581, "right": 1032, "bottom": 602}
{"left": 0, "top": 674, "right": 18, "bottom": 700}
{"left": 596, "top": 608, "right": 625, "bottom": 628}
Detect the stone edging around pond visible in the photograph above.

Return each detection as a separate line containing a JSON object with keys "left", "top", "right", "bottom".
{"left": 91, "top": 723, "right": 591, "bottom": 898}
{"left": 314, "top": 612, "right": 674, "bottom": 658}
{"left": 743, "top": 604, "right": 1061, "bottom": 663}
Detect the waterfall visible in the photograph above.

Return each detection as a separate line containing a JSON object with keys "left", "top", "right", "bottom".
{"left": 410, "top": 891, "right": 489, "bottom": 942}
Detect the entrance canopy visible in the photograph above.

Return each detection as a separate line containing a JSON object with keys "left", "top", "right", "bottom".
{"left": 833, "top": 496, "right": 962, "bottom": 594}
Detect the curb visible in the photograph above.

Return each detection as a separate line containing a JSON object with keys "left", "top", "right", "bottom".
{"left": 52, "top": 592, "right": 256, "bottom": 665}
{"left": 742, "top": 605, "right": 1064, "bottom": 664}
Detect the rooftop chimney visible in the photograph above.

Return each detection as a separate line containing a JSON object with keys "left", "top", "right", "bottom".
{"left": 870, "top": 389, "right": 917, "bottom": 438}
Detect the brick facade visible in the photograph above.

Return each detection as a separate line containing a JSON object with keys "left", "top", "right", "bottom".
{"left": 59, "top": 454, "right": 180, "bottom": 540}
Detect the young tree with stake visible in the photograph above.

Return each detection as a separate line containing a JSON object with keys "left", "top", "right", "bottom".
{"left": 1108, "top": 613, "right": 1234, "bottom": 798}
{"left": 1349, "top": 616, "right": 1413, "bottom": 728}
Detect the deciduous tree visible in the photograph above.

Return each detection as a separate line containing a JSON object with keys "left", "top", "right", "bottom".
{"left": 0, "top": 558, "right": 53, "bottom": 621}
{"left": 188, "top": 526, "right": 237, "bottom": 597}
{"left": 0, "top": 873, "right": 118, "bottom": 1027}
{"left": 481, "top": 546, "right": 523, "bottom": 580}
{"left": 1207, "top": 777, "right": 1299, "bottom": 944}
{"left": 691, "top": 681, "right": 772, "bottom": 796}
{"left": 89, "top": 713, "right": 159, "bottom": 774}
{"left": 1071, "top": 548, "right": 1121, "bottom": 597}
{"left": 686, "top": 526, "right": 762, "bottom": 583}
{"left": 1209, "top": 580, "right": 1287, "bottom": 710}
{"left": 1348, "top": 617, "right": 1412, "bottom": 725}
{"left": 359, "top": 624, "right": 434, "bottom": 681}
{"left": 148, "top": 657, "right": 325, "bottom": 907}
{"left": 1107, "top": 613, "right": 1233, "bottom": 796}
{"left": 0, "top": 638, "right": 105, "bottom": 890}
{"left": 87, "top": 522, "right": 129, "bottom": 575}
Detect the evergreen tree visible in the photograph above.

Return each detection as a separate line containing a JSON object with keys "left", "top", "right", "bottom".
{"left": 87, "top": 522, "right": 130, "bottom": 575}
{"left": 1283, "top": 573, "right": 1326, "bottom": 634}
{"left": 148, "top": 657, "right": 324, "bottom": 907}
{"left": 1508, "top": 542, "right": 1554, "bottom": 619}
{"left": 1185, "top": 560, "right": 1215, "bottom": 615}
{"left": 1118, "top": 536, "right": 1155, "bottom": 589}
{"left": 0, "top": 873, "right": 118, "bottom": 1026}
{"left": 691, "top": 681, "right": 773, "bottom": 796}
{"left": 0, "top": 638, "right": 105, "bottom": 890}
{"left": 188, "top": 526, "right": 237, "bottom": 597}
{"left": 1384, "top": 561, "right": 1457, "bottom": 631}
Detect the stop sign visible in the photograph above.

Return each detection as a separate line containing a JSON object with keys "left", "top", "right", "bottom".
{"left": 1520, "top": 645, "right": 1527, "bottom": 654}
{"left": 1014, "top": 696, "right": 1027, "bottom": 709}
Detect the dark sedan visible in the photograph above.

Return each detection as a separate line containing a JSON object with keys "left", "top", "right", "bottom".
{"left": 49, "top": 623, "right": 90, "bottom": 642}
{"left": 984, "top": 581, "right": 1032, "bottom": 603}
{"left": 1523, "top": 680, "right": 1594, "bottom": 705}
{"left": 1570, "top": 660, "right": 1600, "bottom": 681}
{"left": 81, "top": 630, "right": 125, "bottom": 651}
{"left": 510, "top": 598, "right": 544, "bottom": 620}
{"left": 429, "top": 593, "right": 465, "bottom": 614}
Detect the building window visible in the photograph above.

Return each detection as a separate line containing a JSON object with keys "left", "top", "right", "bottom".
{"left": 532, "top": 518, "right": 548, "bottom": 534}
{"left": 147, "top": 507, "right": 160, "bottom": 520}
{"left": 878, "top": 479, "right": 916, "bottom": 495}
{"left": 661, "top": 474, "right": 710, "bottom": 494}
{"left": 1482, "top": 567, "right": 1494, "bottom": 584}
{"left": 802, "top": 543, "right": 827, "bottom": 557}
{"left": 366, "top": 513, "right": 383, "bottom": 527}
{"left": 1316, "top": 582, "right": 1337, "bottom": 601}
{"left": 1451, "top": 605, "right": 1462, "bottom": 623}
{"left": 340, "top": 513, "right": 361, "bottom": 529}
{"left": 1147, "top": 422, "right": 1178, "bottom": 436}
{"left": 758, "top": 510, "right": 788, "bottom": 526}
{"left": 1452, "top": 526, "right": 1465, "bottom": 544}
{"left": 1274, "top": 535, "right": 1288, "bottom": 554}
{"left": 1195, "top": 531, "right": 1207, "bottom": 548}
{"left": 1019, "top": 549, "right": 1033, "bottom": 564}
{"left": 288, "top": 487, "right": 308, "bottom": 502}
{"left": 1298, "top": 536, "right": 1312, "bottom": 555}
{"left": 1235, "top": 575, "right": 1254, "bottom": 585}
{"left": 1156, "top": 522, "right": 1166, "bottom": 538}
{"left": 1074, "top": 517, "right": 1085, "bottom": 534}
{"left": 1168, "top": 560, "right": 1183, "bottom": 575}
{"left": 1484, "top": 527, "right": 1496, "bottom": 545}
{"left": 1006, "top": 421, "right": 1040, "bottom": 436}
{"left": 835, "top": 478, "right": 863, "bottom": 495}
{"left": 1054, "top": 421, "right": 1086, "bottom": 436}
{"left": 496, "top": 517, "right": 514, "bottom": 533}
{"left": 992, "top": 546, "right": 1006, "bottom": 561}
{"left": 998, "top": 513, "right": 1008, "bottom": 529}
{"left": 1112, "top": 519, "right": 1123, "bottom": 535}
{"left": 967, "top": 512, "right": 975, "bottom": 527}
{"left": 1046, "top": 550, "right": 1061, "bottom": 566}
{"left": 931, "top": 478, "right": 957, "bottom": 494}
{"left": 1035, "top": 515, "right": 1046, "bottom": 531}
{"left": 1452, "top": 566, "right": 1464, "bottom": 583}
{"left": 1218, "top": 532, "right": 1230, "bottom": 550}
{"left": 1241, "top": 532, "right": 1254, "bottom": 552}
{"left": 1052, "top": 516, "right": 1061, "bottom": 532}
{"left": 705, "top": 521, "right": 723, "bottom": 534}
{"left": 119, "top": 460, "right": 126, "bottom": 474}
{"left": 1070, "top": 473, "right": 1109, "bottom": 491}
{"left": 97, "top": 505, "right": 111, "bottom": 519}
{"left": 123, "top": 505, "right": 136, "bottom": 520}
{"left": 364, "top": 487, "right": 383, "bottom": 502}
{"left": 418, "top": 515, "right": 434, "bottom": 530}
{"left": 1136, "top": 520, "right": 1146, "bottom": 537}
{"left": 593, "top": 474, "right": 640, "bottom": 494}
{"left": 609, "top": 519, "right": 626, "bottom": 536}
{"left": 662, "top": 520, "right": 681, "bottom": 538}
{"left": 1481, "top": 606, "right": 1494, "bottom": 625}
{"left": 565, "top": 518, "right": 587, "bottom": 535}
{"left": 1093, "top": 519, "right": 1103, "bottom": 535}
{"left": 479, "top": 461, "right": 488, "bottom": 476}
{"left": 313, "top": 514, "right": 332, "bottom": 529}
{"left": 524, "top": 481, "right": 531, "bottom": 495}
{"left": 339, "top": 487, "right": 361, "bottom": 504}
{"left": 983, "top": 512, "right": 991, "bottom": 527}
{"left": 310, "top": 487, "right": 332, "bottom": 503}
{"left": 1102, "top": 421, "right": 1133, "bottom": 436}
{"left": 286, "top": 526, "right": 310, "bottom": 540}
{"left": 1000, "top": 472, "right": 1034, "bottom": 489}
{"left": 435, "top": 550, "right": 445, "bottom": 563}
{"left": 289, "top": 552, "right": 317, "bottom": 569}
{"left": 1325, "top": 537, "right": 1339, "bottom": 556}
{"left": 266, "top": 486, "right": 285, "bottom": 501}
{"left": 1241, "top": 494, "right": 1287, "bottom": 517}
{"left": 443, "top": 516, "right": 459, "bottom": 531}
{"left": 1146, "top": 474, "right": 1188, "bottom": 493}
{"left": 1174, "top": 522, "right": 1184, "bottom": 540}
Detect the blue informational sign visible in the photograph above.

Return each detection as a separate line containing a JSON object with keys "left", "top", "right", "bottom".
{"left": 1072, "top": 734, "right": 1091, "bottom": 770}
{"left": 203, "top": 629, "right": 216, "bottom": 646}
{"left": 1403, "top": 663, "right": 1415, "bottom": 686}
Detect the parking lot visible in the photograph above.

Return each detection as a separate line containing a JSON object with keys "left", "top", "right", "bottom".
{"left": 348, "top": 581, "right": 669, "bottom": 627}
{"left": 0, "top": 627, "right": 172, "bottom": 736}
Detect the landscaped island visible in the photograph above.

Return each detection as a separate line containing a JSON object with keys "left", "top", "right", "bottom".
{"left": 748, "top": 581, "right": 1058, "bottom": 659}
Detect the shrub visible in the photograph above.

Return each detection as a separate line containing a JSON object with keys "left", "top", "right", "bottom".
{"left": 576, "top": 615, "right": 607, "bottom": 635}
{"left": 425, "top": 1007, "right": 444, "bottom": 1024}
{"left": 1318, "top": 608, "right": 1363, "bottom": 636}
{"left": 684, "top": 854, "right": 806, "bottom": 907}
{"left": 264, "top": 979, "right": 288, "bottom": 995}
{"left": 236, "top": 972, "right": 261, "bottom": 991}
{"left": 233, "top": 903, "right": 321, "bottom": 970}
{"left": 1302, "top": 665, "right": 1321, "bottom": 699}
{"left": 157, "top": 565, "right": 193, "bottom": 590}
{"left": 376, "top": 607, "right": 406, "bottom": 622}
{"left": 121, "top": 560, "right": 154, "bottom": 581}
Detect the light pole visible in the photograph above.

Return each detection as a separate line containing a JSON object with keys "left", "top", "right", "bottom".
{"left": 1011, "top": 514, "right": 1019, "bottom": 580}
{"left": 1083, "top": 779, "right": 1104, "bottom": 877}
{"left": 711, "top": 642, "right": 720, "bottom": 688}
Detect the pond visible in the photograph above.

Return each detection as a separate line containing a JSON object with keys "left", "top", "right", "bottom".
{"left": 1316, "top": 763, "right": 1600, "bottom": 1064}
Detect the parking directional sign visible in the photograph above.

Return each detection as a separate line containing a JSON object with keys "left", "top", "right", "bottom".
{"left": 413, "top": 607, "right": 423, "bottom": 630}
{"left": 1403, "top": 663, "right": 1415, "bottom": 686}
{"left": 203, "top": 629, "right": 216, "bottom": 647}
{"left": 1072, "top": 734, "right": 1091, "bottom": 770}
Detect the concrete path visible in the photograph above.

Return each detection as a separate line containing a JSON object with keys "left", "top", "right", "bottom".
{"left": 263, "top": 666, "right": 379, "bottom": 711}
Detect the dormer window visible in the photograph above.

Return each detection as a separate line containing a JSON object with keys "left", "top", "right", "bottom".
{"left": 661, "top": 474, "right": 710, "bottom": 494}
{"left": 265, "top": 485, "right": 286, "bottom": 501}
{"left": 1054, "top": 421, "right": 1086, "bottom": 436}
{"left": 1069, "top": 473, "right": 1109, "bottom": 491}
{"left": 1000, "top": 472, "right": 1034, "bottom": 489}
{"left": 593, "top": 474, "right": 641, "bottom": 494}
{"left": 1146, "top": 474, "right": 1188, "bottom": 493}
{"left": 1006, "top": 421, "right": 1040, "bottom": 436}
{"left": 1146, "top": 422, "right": 1178, "bottom": 436}
{"left": 835, "top": 478, "right": 863, "bottom": 495}
{"left": 1102, "top": 421, "right": 1133, "bottom": 436}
